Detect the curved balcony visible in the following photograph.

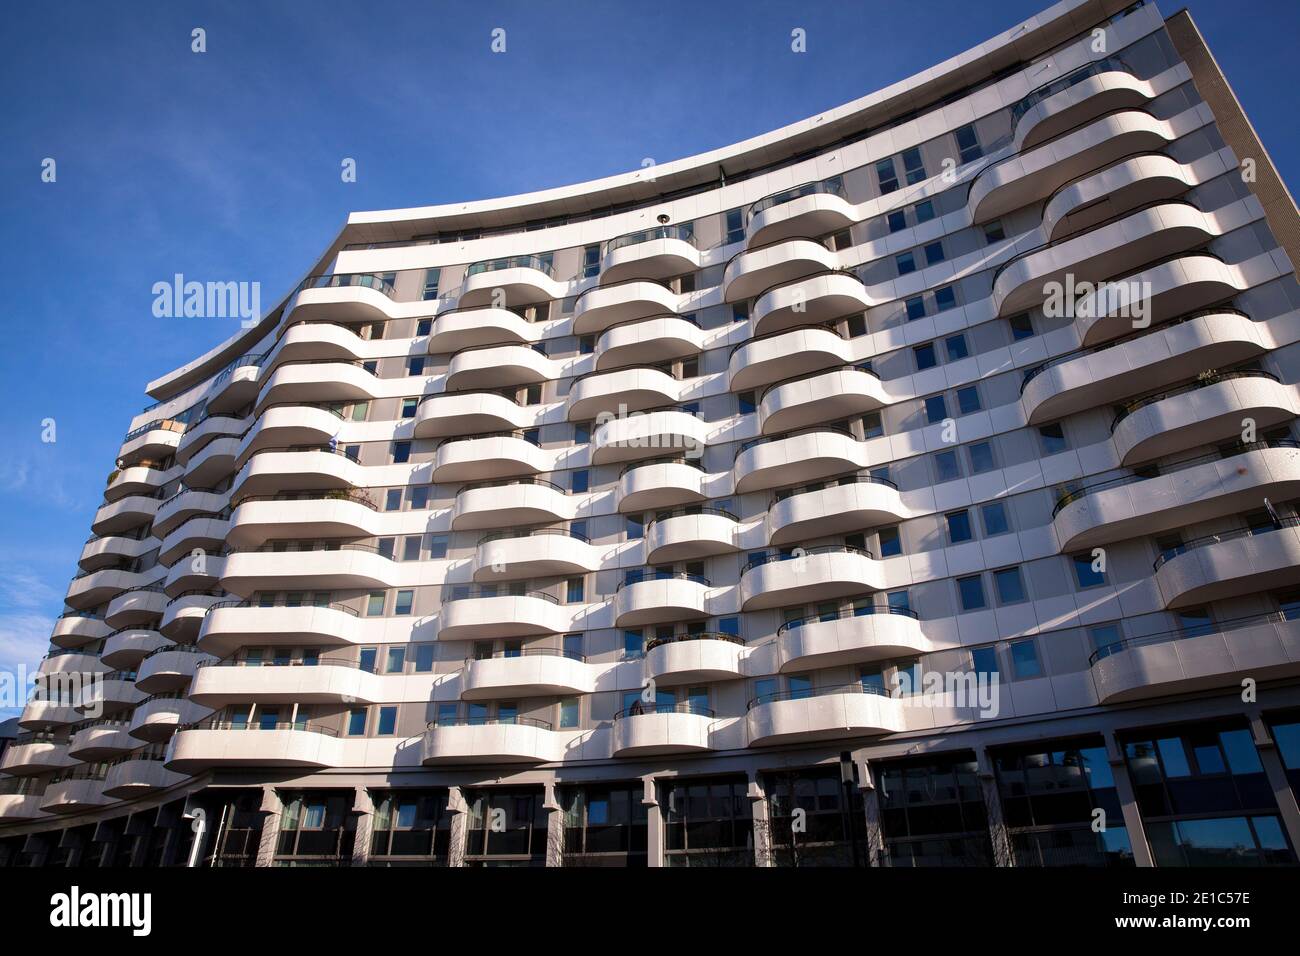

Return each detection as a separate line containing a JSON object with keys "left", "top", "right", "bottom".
{"left": 724, "top": 239, "right": 839, "bottom": 304}
{"left": 617, "top": 457, "right": 709, "bottom": 512}
{"left": 118, "top": 420, "right": 185, "bottom": 468}
{"left": 254, "top": 360, "right": 386, "bottom": 415}
{"left": 51, "top": 613, "right": 111, "bottom": 650}
{"left": 445, "top": 344, "right": 552, "bottom": 391}
{"left": 437, "top": 589, "right": 569, "bottom": 641}
{"left": 290, "top": 273, "right": 397, "bottom": 323}
{"left": 166, "top": 719, "right": 342, "bottom": 772}
{"left": 68, "top": 721, "right": 136, "bottom": 761}
{"left": 104, "top": 585, "right": 167, "bottom": 629}
{"left": 414, "top": 391, "right": 532, "bottom": 438}
{"left": 159, "top": 514, "right": 230, "bottom": 565}
{"left": 728, "top": 326, "right": 849, "bottom": 392}
{"left": 65, "top": 567, "right": 155, "bottom": 610}
{"left": 160, "top": 591, "right": 224, "bottom": 641}
{"left": 18, "top": 698, "right": 81, "bottom": 731}
{"left": 421, "top": 717, "right": 563, "bottom": 765}
{"left": 1053, "top": 440, "right": 1300, "bottom": 551}
{"left": 0, "top": 735, "right": 77, "bottom": 775}
{"left": 1020, "top": 308, "right": 1266, "bottom": 425}
{"left": 776, "top": 607, "right": 929, "bottom": 672}
{"left": 176, "top": 414, "right": 246, "bottom": 465}
{"left": 206, "top": 360, "right": 263, "bottom": 415}
{"left": 573, "top": 279, "right": 680, "bottom": 335}
{"left": 1042, "top": 152, "right": 1195, "bottom": 241}
{"left": 1014, "top": 63, "right": 1163, "bottom": 152}
{"left": 592, "top": 409, "right": 709, "bottom": 465}
{"left": 1111, "top": 371, "right": 1295, "bottom": 466}
{"left": 228, "top": 494, "right": 378, "bottom": 549}
{"left": 568, "top": 367, "right": 684, "bottom": 421}
{"left": 261, "top": 320, "right": 374, "bottom": 375}
{"left": 611, "top": 704, "right": 715, "bottom": 757}
{"left": 968, "top": 109, "right": 1175, "bottom": 222}
{"left": 76, "top": 672, "right": 145, "bottom": 716}
{"left": 78, "top": 530, "right": 156, "bottom": 574}
{"left": 153, "top": 488, "right": 229, "bottom": 538}
{"left": 596, "top": 316, "right": 704, "bottom": 371}
{"left": 184, "top": 435, "right": 241, "bottom": 487}
{"left": 1155, "top": 519, "right": 1300, "bottom": 610}
{"left": 991, "top": 201, "right": 1217, "bottom": 317}
{"left": 461, "top": 650, "right": 595, "bottom": 700}
{"left": 428, "top": 307, "right": 539, "bottom": 353}
{"left": 453, "top": 478, "right": 573, "bottom": 530}
{"left": 221, "top": 545, "right": 400, "bottom": 595}
{"left": 458, "top": 258, "right": 563, "bottom": 309}
{"left": 644, "top": 633, "right": 745, "bottom": 685}
{"left": 614, "top": 572, "right": 710, "bottom": 627}
{"left": 758, "top": 365, "right": 887, "bottom": 434}
{"left": 37, "top": 650, "right": 106, "bottom": 678}
{"left": 740, "top": 547, "right": 883, "bottom": 611}
{"left": 90, "top": 493, "right": 160, "bottom": 536}
{"left": 746, "top": 180, "right": 854, "bottom": 247}
{"left": 433, "top": 431, "right": 547, "bottom": 482}
{"left": 644, "top": 508, "right": 739, "bottom": 562}
{"left": 233, "top": 447, "right": 362, "bottom": 500}
{"left": 0, "top": 781, "right": 48, "bottom": 820}
{"left": 104, "top": 751, "right": 188, "bottom": 799}
{"left": 235, "top": 404, "right": 343, "bottom": 465}
{"left": 101, "top": 628, "right": 170, "bottom": 670}
{"left": 41, "top": 772, "right": 113, "bottom": 815}
{"left": 601, "top": 225, "right": 701, "bottom": 283}
{"left": 474, "top": 529, "right": 595, "bottom": 581}
{"left": 1076, "top": 252, "right": 1242, "bottom": 346}
{"left": 198, "top": 601, "right": 362, "bottom": 657}
{"left": 104, "top": 463, "right": 172, "bottom": 502}
{"left": 769, "top": 475, "right": 907, "bottom": 545}
{"left": 733, "top": 427, "right": 863, "bottom": 493}
{"left": 1090, "top": 611, "right": 1300, "bottom": 705}
{"left": 136, "top": 646, "right": 214, "bottom": 694}
{"left": 130, "top": 694, "right": 213, "bottom": 743}
{"left": 189, "top": 659, "right": 382, "bottom": 708}
{"left": 746, "top": 684, "right": 906, "bottom": 747}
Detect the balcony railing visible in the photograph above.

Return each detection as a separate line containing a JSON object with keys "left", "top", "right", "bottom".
{"left": 603, "top": 223, "right": 697, "bottom": 257}
{"left": 747, "top": 681, "right": 890, "bottom": 710}
{"left": 746, "top": 177, "right": 846, "bottom": 222}
{"left": 616, "top": 570, "right": 711, "bottom": 591}
{"left": 296, "top": 272, "right": 396, "bottom": 298}
{"left": 1088, "top": 608, "right": 1299, "bottom": 665}
{"left": 741, "top": 544, "right": 874, "bottom": 574}
{"left": 1153, "top": 516, "right": 1300, "bottom": 570}
{"left": 464, "top": 255, "right": 555, "bottom": 279}
{"left": 426, "top": 715, "right": 552, "bottom": 731}
{"left": 1109, "top": 369, "right": 1278, "bottom": 431}
{"left": 644, "top": 631, "right": 745, "bottom": 652}
{"left": 777, "top": 604, "right": 920, "bottom": 635}
{"left": 614, "top": 701, "right": 714, "bottom": 720}
{"left": 773, "top": 473, "right": 898, "bottom": 503}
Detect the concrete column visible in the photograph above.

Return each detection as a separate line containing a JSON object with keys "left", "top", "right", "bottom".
{"left": 446, "top": 786, "right": 469, "bottom": 868}
{"left": 747, "top": 774, "right": 772, "bottom": 867}
{"left": 976, "top": 748, "right": 1014, "bottom": 866}
{"left": 642, "top": 775, "right": 664, "bottom": 867}
{"left": 253, "top": 786, "right": 282, "bottom": 868}
{"left": 1104, "top": 731, "right": 1154, "bottom": 867}
{"left": 543, "top": 780, "right": 564, "bottom": 867}
{"left": 349, "top": 787, "right": 374, "bottom": 868}
{"left": 860, "top": 761, "right": 886, "bottom": 867}
{"left": 1248, "top": 711, "right": 1300, "bottom": 854}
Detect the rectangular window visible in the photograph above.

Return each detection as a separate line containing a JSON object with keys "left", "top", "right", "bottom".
{"left": 414, "top": 644, "right": 435, "bottom": 672}
{"left": 623, "top": 630, "right": 644, "bottom": 659}
{"left": 416, "top": 317, "right": 432, "bottom": 336}
{"left": 878, "top": 526, "right": 902, "bottom": 557}
{"left": 391, "top": 441, "right": 412, "bottom": 464}
{"left": 365, "top": 592, "right": 385, "bottom": 617}
{"left": 347, "top": 708, "right": 367, "bottom": 736}
{"left": 955, "top": 123, "right": 982, "bottom": 163}
{"left": 914, "top": 342, "right": 937, "bottom": 370}
{"left": 971, "top": 646, "right": 999, "bottom": 678}
{"left": 359, "top": 648, "right": 377, "bottom": 673}
{"left": 1010, "top": 639, "right": 1042, "bottom": 679}
{"left": 905, "top": 296, "right": 926, "bottom": 321}
{"left": 409, "top": 485, "right": 429, "bottom": 509}
{"left": 901, "top": 147, "right": 925, "bottom": 184}
{"left": 385, "top": 647, "right": 405, "bottom": 673}
{"left": 394, "top": 590, "right": 414, "bottom": 615}
{"left": 1072, "top": 553, "right": 1106, "bottom": 588}
{"left": 426, "top": 534, "right": 449, "bottom": 560}
{"left": 925, "top": 394, "right": 947, "bottom": 423}
{"left": 923, "top": 241, "right": 945, "bottom": 266}
{"left": 421, "top": 268, "right": 441, "bottom": 301}
{"left": 574, "top": 423, "right": 590, "bottom": 444}
{"left": 566, "top": 578, "right": 585, "bottom": 603}
{"left": 400, "top": 397, "right": 418, "bottom": 419}
{"left": 377, "top": 707, "right": 397, "bottom": 735}
{"left": 934, "top": 286, "right": 957, "bottom": 312}
{"left": 914, "top": 200, "right": 935, "bottom": 223}
{"left": 1089, "top": 624, "right": 1121, "bottom": 652}
{"left": 896, "top": 251, "right": 916, "bottom": 276}
{"left": 983, "top": 220, "right": 1006, "bottom": 244}
{"left": 407, "top": 357, "right": 426, "bottom": 376}
{"left": 980, "top": 501, "right": 1010, "bottom": 536}
{"left": 626, "top": 515, "right": 643, "bottom": 540}
{"left": 559, "top": 697, "right": 580, "bottom": 729}
{"left": 579, "top": 335, "right": 595, "bottom": 355}
{"left": 860, "top": 411, "right": 883, "bottom": 439}
{"left": 946, "top": 510, "right": 973, "bottom": 543}
{"left": 956, "top": 385, "right": 982, "bottom": 414}
{"left": 385, "top": 489, "right": 402, "bottom": 511}
{"left": 993, "top": 566, "right": 1026, "bottom": 604}
{"left": 944, "top": 334, "right": 968, "bottom": 361}
{"left": 887, "top": 210, "right": 906, "bottom": 233}
{"left": 1038, "top": 423, "right": 1067, "bottom": 455}
{"left": 875, "top": 157, "right": 899, "bottom": 194}
{"left": 401, "top": 536, "right": 421, "bottom": 561}
{"left": 934, "top": 449, "right": 961, "bottom": 482}
{"left": 582, "top": 244, "right": 601, "bottom": 279}
{"left": 724, "top": 209, "right": 744, "bottom": 244}
{"left": 1008, "top": 313, "right": 1034, "bottom": 341}
{"left": 571, "top": 469, "right": 589, "bottom": 493}
{"left": 957, "top": 574, "right": 987, "bottom": 610}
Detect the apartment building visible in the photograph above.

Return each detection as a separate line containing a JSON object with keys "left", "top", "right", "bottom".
{"left": 3, "top": 0, "right": 1300, "bottom": 868}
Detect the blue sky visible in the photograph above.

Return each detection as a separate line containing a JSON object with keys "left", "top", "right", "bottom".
{"left": 0, "top": 0, "right": 1297, "bottom": 715}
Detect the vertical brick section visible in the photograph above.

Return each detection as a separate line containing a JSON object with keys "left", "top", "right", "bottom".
{"left": 1165, "top": 9, "right": 1300, "bottom": 271}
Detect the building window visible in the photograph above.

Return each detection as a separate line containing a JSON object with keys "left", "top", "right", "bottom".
{"left": 923, "top": 241, "right": 945, "bottom": 266}
{"left": 623, "top": 630, "right": 644, "bottom": 659}
{"left": 582, "top": 244, "right": 601, "bottom": 278}
{"left": 724, "top": 209, "right": 744, "bottom": 244}
{"left": 957, "top": 574, "right": 987, "bottom": 611}
{"left": 385, "top": 489, "right": 402, "bottom": 511}
{"left": 421, "top": 268, "right": 441, "bottom": 301}
{"left": 662, "top": 777, "right": 753, "bottom": 867}
{"left": 980, "top": 501, "right": 1010, "bottom": 536}
{"left": 400, "top": 397, "right": 418, "bottom": 418}
{"left": 935, "top": 286, "right": 957, "bottom": 313}
{"left": 464, "top": 789, "right": 550, "bottom": 866}
{"left": 1038, "top": 423, "right": 1067, "bottom": 455}
{"left": 983, "top": 220, "right": 1005, "bottom": 244}
{"left": 876, "top": 157, "right": 899, "bottom": 194}
{"left": 416, "top": 318, "right": 431, "bottom": 336}
{"left": 914, "top": 342, "right": 937, "bottom": 370}
{"left": 402, "top": 536, "right": 421, "bottom": 561}
{"left": 878, "top": 526, "right": 902, "bottom": 557}
{"left": 954, "top": 123, "right": 982, "bottom": 163}
{"left": 905, "top": 296, "right": 926, "bottom": 321}
{"left": 934, "top": 449, "right": 961, "bottom": 482}
{"left": 560, "top": 785, "right": 649, "bottom": 866}
{"left": 968, "top": 441, "right": 996, "bottom": 474}
{"left": 877, "top": 755, "right": 992, "bottom": 865}
{"left": 887, "top": 210, "right": 906, "bottom": 233}
{"left": 1072, "top": 553, "right": 1106, "bottom": 588}
{"left": 571, "top": 469, "right": 589, "bottom": 493}
{"left": 365, "top": 592, "right": 385, "bottom": 616}
{"left": 914, "top": 200, "right": 935, "bottom": 223}
{"left": 407, "top": 357, "right": 426, "bottom": 376}
{"left": 860, "top": 411, "right": 883, "bottom": 439}
{"left": 1008, "top": 313, "right": 1034, "bottom": 340}
{"left": 413, "top": 644, "right": 435, "bottom": 672}
{"left": 394, "top": 590, "right": 414, "bottom": 615}
{"left": 1009, "top": 640, "right": 1041, "bottom": 679}
{"left": 971, "top": 645, "right": 1000, "bottom": 678}
{"left": 924, "top": 394, "right": 947, "bottom": 423}
{"left": 956, "top": 385, "right": 982, "bottom": 414}
{"left": 993, "top": 566, "right": 1026, "bottom": 604}
{"left": 901, "top": 146, "right": 925, "bottom": 185}
{"left": 896, "top": 251, "right": 917, "bottom": 276}
{"left": 377, "top": 707, "right": 398, "bottom": 735}
{"left": 946, "top": 510, "right": 973, "bottom": 543}
{"left": 391, "top": 441, "right": 412, "bottom": 464}
{"left": 425, "top": 534, "right": 449, "bottom": 560}
{"left": 347, "top": 709, "right": 367, "bottom": 736}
